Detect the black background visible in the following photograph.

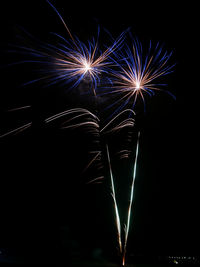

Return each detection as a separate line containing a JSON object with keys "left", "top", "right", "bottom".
{"left": 0, "top": 0, "right": 198, "bottom": 264}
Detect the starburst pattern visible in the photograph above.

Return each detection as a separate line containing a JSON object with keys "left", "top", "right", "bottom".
{"left": 101, "top": 39, "right": 175, "bottom": 115}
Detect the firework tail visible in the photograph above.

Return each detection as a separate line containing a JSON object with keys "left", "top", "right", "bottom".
{"left": 122, "top": 131, "right": 140, "bottom": 266}
{"left": 106, "top": 144, "right": 122, "bottom": 254}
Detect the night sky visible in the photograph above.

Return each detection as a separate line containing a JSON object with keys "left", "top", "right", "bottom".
{"left": 0, "top": 0, "right": 198, "bottom": 265}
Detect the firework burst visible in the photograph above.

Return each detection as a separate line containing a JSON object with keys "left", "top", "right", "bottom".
{"left": 10, "top": 0, "right": 125, "bottom": 96}
{"left": 102, "top": 38, "right": 175, "bottom": 115}
{"left": 50, "top": 35, "right": 118, "bottom": 95}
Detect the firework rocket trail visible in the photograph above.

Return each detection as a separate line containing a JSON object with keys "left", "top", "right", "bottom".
{"left": 122, "top": 131, "right": 140, "bottom": 266}
{"left": 106, "top": 144, "right": 122, "bottom": 254}
{"left": 104, "top": 131, "right": 140, "bottom": 266}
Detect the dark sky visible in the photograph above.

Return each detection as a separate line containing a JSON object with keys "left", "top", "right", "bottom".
{"left": 0, "top": 0, "right": 198, "bottom": 264}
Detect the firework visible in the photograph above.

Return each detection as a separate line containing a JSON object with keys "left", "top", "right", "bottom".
{"left": 101, "top": 38, "right": 175, "bottom": 115}
{"left": 10, "top": 0, "right": 126, "bottom": 97}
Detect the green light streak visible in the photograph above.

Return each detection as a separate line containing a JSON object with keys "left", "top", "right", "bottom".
{"left": 106, "top": 131, "right": 140, "bottom": 266}
{"left": 123, "top": 131, "right": 140, "bottom": 265}
{"left": 106, "top": 144, "right": 122, "bottom": 253}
